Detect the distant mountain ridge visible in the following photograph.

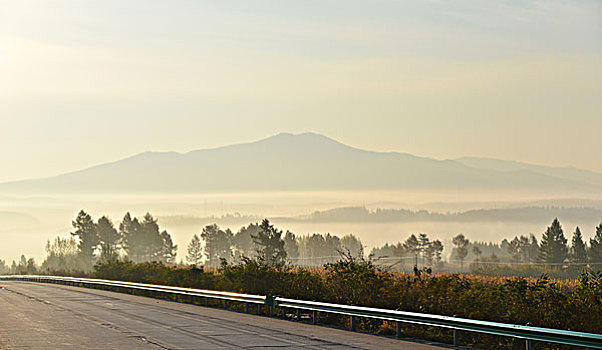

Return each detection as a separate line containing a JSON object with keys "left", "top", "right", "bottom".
{"left": 1, "top": 132, "right": 601, "bottom": 194}
{"left": 283, "top": 206, "right": 602, "bottom": 225}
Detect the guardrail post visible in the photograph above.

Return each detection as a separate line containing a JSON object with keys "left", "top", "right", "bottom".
{"left": 396, "top": 321, "right": 402, "bottom": 339}
{"left": 258, "top": 304, "right": 262, "bottom": 315}
{"left": 223, "top": 300, "right": 228, "bottom": 310}
{"left": 525, "top": 339, "right": 532, "bottom": 350}
{"left": 281, "top": 307, "right": 286, "bottom": 318}
{"left": 312, "top": 311, "right": 317, "bottom": 324}
{"left": 351, "top": 316, "right": 357, "bottom": 331}
{"left": 453, "top": 329, "right": 459, "bottom": 347}
{"left": 296, "top": 309, "right": 300, "bottom": 321}
{"left": 205, "top": 297, "right": 209, "bottom": 307}
{"left": 245, "top": 302, "right": 250, "bottom": 313}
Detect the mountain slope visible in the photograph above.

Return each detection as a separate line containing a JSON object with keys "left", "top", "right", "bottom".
{"left": 0, "top": 132, "right": 600, "bottom": 194}
{"left": 455, "top": 157, "right": 602, "bottom": 188}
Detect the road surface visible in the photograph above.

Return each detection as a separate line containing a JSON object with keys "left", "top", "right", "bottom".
{"left": 0, "top": 281, "right": 442, "bottom": 349}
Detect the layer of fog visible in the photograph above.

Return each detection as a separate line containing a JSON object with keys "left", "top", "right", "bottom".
{"left": 1, "top": 190, "right": 601, "bottom": 263}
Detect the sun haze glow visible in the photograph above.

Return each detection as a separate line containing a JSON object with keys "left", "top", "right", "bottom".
{"left": 1, "top": 0, "right": 601, "bottom": 182}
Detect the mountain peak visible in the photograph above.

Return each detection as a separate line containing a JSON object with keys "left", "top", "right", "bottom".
{"left": 1, "top": 132, "right": 601, "bottom": 194}
{"left": 261, "top": 131, "right": 343, "bottom": 143}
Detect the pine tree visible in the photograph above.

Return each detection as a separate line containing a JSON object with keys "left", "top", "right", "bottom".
{"left": 201, "top": 224, "right": 233, "bottom": 267}
{"left": 283, "top": 231, "right": 299, "bottom": 261}
{"left": 186, "top": 234, "right": 203, "bottom": 265}
{"left": 538, "top": 218, "right": 568, "bottom": 265}
{"left": 429, "top": 240, "right": 444, "bottom": 266}
{"left": 570, "top": 226, "right": 587, "bottom": 265}
{"left": 233, "top": 223, "right": 259, "bottom": 260}
{"left": 252, "top": 219, "right": 287, "bottom": 266}
{"left": 403, "top": 234, "right": 421, "bottom": 267}
{"left": 452, "top": 233, "right": 470, "bottom": 270}
{"left": 160, "top": 230, "right": 177, "bottom": 263}
{"left": 589, "top": 222, "right": 602, "bottom": 264}
{"left": 526, "top": 234, "right": 539, "bottom": 263}
{"left": 507, "top": 237, "right": 521, "bottom": 263}
{"left": 70, "top": 210, "right": 99, "bottom": 270}
{"left": 140, "top": 213, "right": 164, "bottom": 262}
{"left": 96, "top": 216, "right": 120, "bottom": 262}
{"left": 120, "top": 212, "right": 144, "bottom": 262}
{"left": 418, "top": 233, "right": 431, "bottom": 266}
{"left": 340, "top": 234, "right": 364, "bottom": 259}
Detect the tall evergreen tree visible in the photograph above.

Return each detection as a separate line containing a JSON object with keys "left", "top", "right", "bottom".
{"left": 96, "top": 216, "right": 120, "bottom": 262}
{"left": 186, "top": 234, "right": 203, "bottom": 265}
{"left": 526, "top": 234, "right": 539, "bottom": 263}
{"left": 538, "top": 218, "right": 568, "bottom": 265}
{"left": 418, "top": 233, "right": 431, "bottom": 266}
{"left": 426, "top": 240, "right": 444, "bottom": 266}
{"left": 160, "top": 230, "right": 177, "bottom": 263}
{"left": 252, "top": 219, "right": 287, "bottom": 266}
{"left": 340, "top": 234, "right": 364, "bottom": 259}
{"left": 233, "top": 223, "right": 259, "bottom": 260}
{"left": 403, "top": 234, "right": 421, "bottom": 266}
{"left": 570, "top": 226, "right": 587, "bottom": 264}
{"left": 507, "top": 237, "right": 521, "bottom": 263}
{"left": 70, "top": 210, "right": 99, "bottom": 270}
{"left": 201, "top": 224, "right": 233, "bottom": 267}
{"left": 283, "top": 231, "right": 299, "bottom": 261}
{"left": 120, "top": 212, "right": 144, "bottom": 262}
{"left": 589, "top": 222, "right": 602, "bottom": 264}
{"left": 452, "top": 233, "right": 470, "bottom": 270}
{"left": 140, "top": 213, "right": 164, "bottom": 262}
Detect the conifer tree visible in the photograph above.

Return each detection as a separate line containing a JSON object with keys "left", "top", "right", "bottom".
{"left": 403, "top": 234, "right": 421, "bottom": 266}
{"left": 452, "top": 233, "right": 470, "bottom": 270}
{"left": 96, "top": 216, "right": 120, "bottom": 262}
{"left": 283, "top": 231, "right": 299, "bottom": 261}
{"left": 70, "top": 210, "right": 99, "bottom": 270}
{"left": 538, "top": 218, "right": 568, "bottom": 265}
{"left": 186, "top": 234, "right": 203, "bottom": 265}
{"left": 252, "top": 219, "right": 287, "bottom": 266}
{"left": 120, "top": 212, "right": 144, "bottom": 262}
{"left": 340, "top": 234, "right": 364, "bottom": 259}
{"left": 589, "top": 222, "right": 602, "bottom": 263}
{"left": 426, "top": 240, "right": 444, "bottom": 266}
{"left": 201, "top": 224, "right": 233, "bottom": 267}
{"left": 570, "top": 226, "right": 587, "bottom": 264}
{"left": 160, "top": 230, "right": 177, "bottom": 263}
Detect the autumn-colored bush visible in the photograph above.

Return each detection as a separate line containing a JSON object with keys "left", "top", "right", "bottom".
{"left": 83, "top": 259, "right": 601, "bottom": 349}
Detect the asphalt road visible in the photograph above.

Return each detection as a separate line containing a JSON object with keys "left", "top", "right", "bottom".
{"left": 0, "top": 281, "right": 442, "bottom": 349}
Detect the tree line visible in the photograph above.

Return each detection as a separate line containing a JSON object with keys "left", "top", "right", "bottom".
{"left": 5, "top": 210, "right": 179, "bottom": 273}
{"left": 2, "top": 213, "right": 600, "bottom": 276}
{"left": 369, "top": 218, "right": 602, "bottom": 275}
{"left": 186, "top": 218, "right": 364, "bottom": 268}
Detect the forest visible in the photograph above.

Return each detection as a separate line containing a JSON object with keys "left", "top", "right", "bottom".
{"left": 1, "top": 210, "right": 602, "bottom": 348}
{"left": 1, "top": 210, "right": 602, "bottom": 280}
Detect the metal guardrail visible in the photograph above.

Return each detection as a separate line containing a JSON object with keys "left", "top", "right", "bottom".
{"left": 1, "top": 275, "right": 601, "bottom": 349}
{"left": 273, "top": 297, "right": 602, "bottom": 349}
{"left": 0, "top": 275, "right": 266, "bottom": 311}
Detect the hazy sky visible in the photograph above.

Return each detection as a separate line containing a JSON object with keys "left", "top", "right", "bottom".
{"left": 1, "top": 0, "right": 601, "bottom": 182}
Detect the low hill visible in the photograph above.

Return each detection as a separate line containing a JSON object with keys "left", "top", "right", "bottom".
{"left": 1, "top": 133, "right": 600, "bottom": 194}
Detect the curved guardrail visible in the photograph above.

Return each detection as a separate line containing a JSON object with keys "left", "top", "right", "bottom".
{"left": 0, "top": 275, "right": 265, "bottom": 305}
{"left": 1, "top": 275, "right": 601, "bottom": 349}
{"left": 273, "top": 297, "right": 602, "bottom": 349}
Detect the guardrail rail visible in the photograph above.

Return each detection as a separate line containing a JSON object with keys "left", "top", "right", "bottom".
{"left": 1, "top": 275, "right": 601, "bottom": 349}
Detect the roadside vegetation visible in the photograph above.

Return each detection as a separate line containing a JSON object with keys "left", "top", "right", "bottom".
{"left": 1, "top": 210, "right": 601, "bottom": 348}
{"left": 59, "top": 257, "right": 602, "bottom": 349}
